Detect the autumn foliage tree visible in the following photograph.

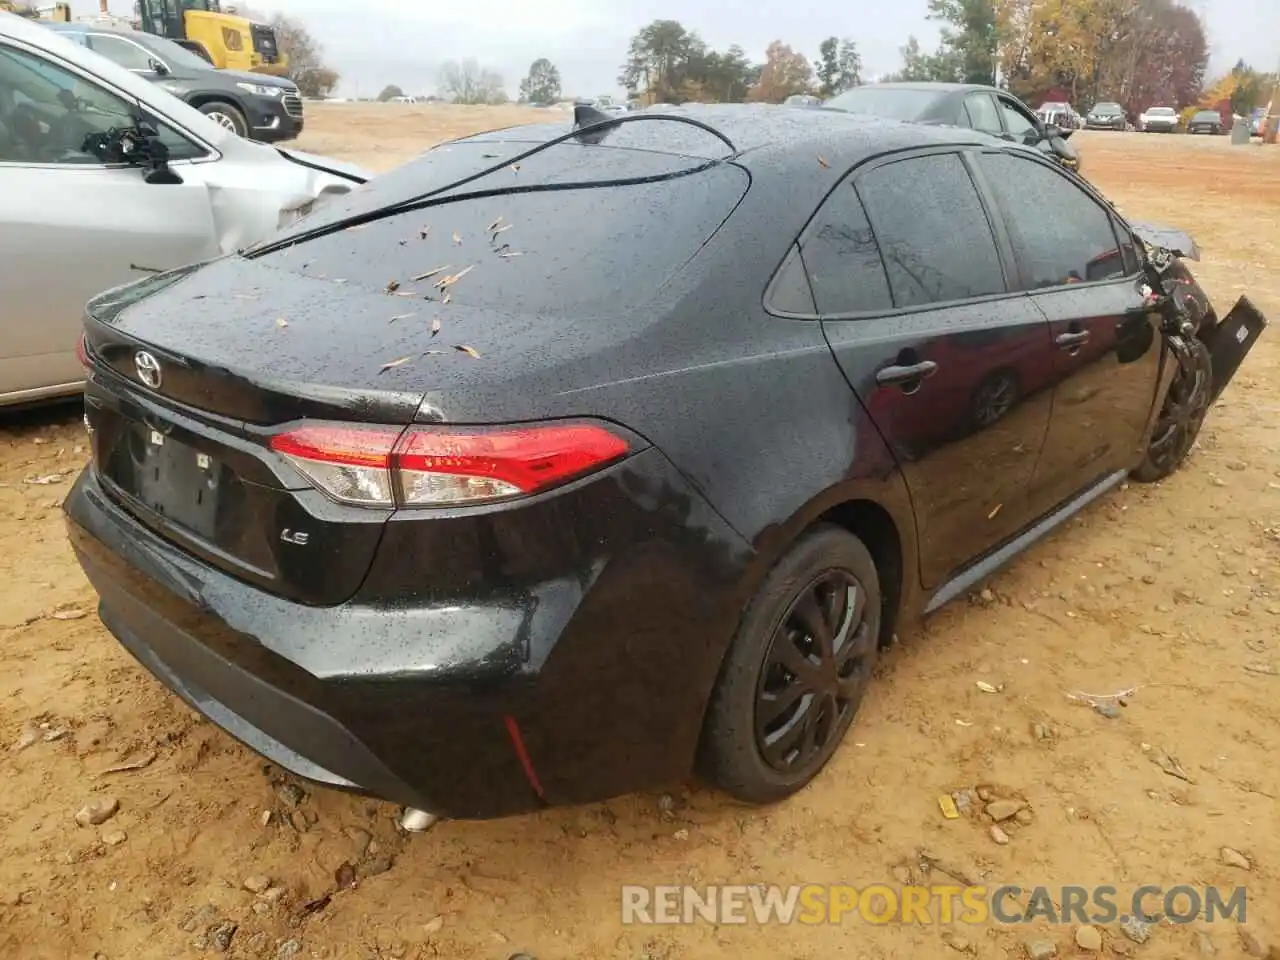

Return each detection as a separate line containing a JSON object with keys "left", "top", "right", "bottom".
{"left": 748, "top": 41, "right": 814, "bottom": 102}
{"left": 992, "top": 0, "right": 1207, "bottom": 112}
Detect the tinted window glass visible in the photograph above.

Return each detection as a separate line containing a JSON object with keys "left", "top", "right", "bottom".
{"left": 978, "top": 152, "right": 1125, "bottom": 289}
{"left": 800, "top": 181, "right": 892, "bottom": 314}
{"left": 87, "top": 35, "right": 155, "bottom": 72}
{"left": 999, "top": 98, "right": 1040, "bottom": 142}
{"left": 0, "top": 43, "right": 134, "bottom": 164}
{"left": 965, "top": 93, "right": 1001, "bottom": 134}
{"left": 855, "top": 153, "right": 1005, "bottom": 308}
{"left": 259, "top": 164, "right": 750, "bottom": 314}
{"left": 1113, "top": 216, "right": 1140, "bottom": 275}
{"left": 767, "top": 246, "right": 817, "bottom": 315}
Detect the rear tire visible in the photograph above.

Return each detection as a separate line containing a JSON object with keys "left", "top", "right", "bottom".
{"left": 700, "top": 525, "right": 881, "bottom": 804}
{"left": 1131, "top": 337, "right": 1212, "bottom": 483}
{"left": 198, "top": 101, "right": 248, "bottom": 138}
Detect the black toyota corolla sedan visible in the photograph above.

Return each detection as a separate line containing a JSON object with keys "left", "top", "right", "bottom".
{"left": 65, "top": 104, "right": 1266, "bottom": 820}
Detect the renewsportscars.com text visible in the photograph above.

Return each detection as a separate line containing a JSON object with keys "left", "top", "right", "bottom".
{"left": 620, "top": 884, "right": 1247, "bottom": 926}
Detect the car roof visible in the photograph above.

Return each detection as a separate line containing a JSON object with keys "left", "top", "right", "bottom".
{"left": 861, "top": 81, "right": 993, "bottom": 94}
{"left": 462, "top": 102, "right": 997, "bottom": 164}
{"left": 49, "top": 21, "right": 158, "bottom": 44}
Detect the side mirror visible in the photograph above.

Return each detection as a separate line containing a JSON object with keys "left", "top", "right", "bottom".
{"left": 81, "top": 124, "right": 183, "bottom": 184}
{"left": 1043, "top": 122, "right": 1073, "bottom": 141}
{"left": 148, "top": 58, "right": 169, "bottom": 76}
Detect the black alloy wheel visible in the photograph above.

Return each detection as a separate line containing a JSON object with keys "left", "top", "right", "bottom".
{"left": 700, "top": 525, "right": 882, "bottom": 804}
{"left": 754, "top": 569, "right": 875, "bottom": 772}
{"left": 1132, "top": 337, "right": 1212, "bottom": 482}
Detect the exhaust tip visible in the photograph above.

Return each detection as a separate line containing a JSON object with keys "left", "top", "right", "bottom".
{"left": 400, "top": 808, "right": 439, "bottom": 833}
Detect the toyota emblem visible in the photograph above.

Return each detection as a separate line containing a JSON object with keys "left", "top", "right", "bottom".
{"left": 134, "top": 351, "right": 162, "bottom": 389}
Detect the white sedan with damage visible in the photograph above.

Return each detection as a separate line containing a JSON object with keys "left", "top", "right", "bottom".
{"left": 0, "top": 11, "right": 370, "bottom": 408}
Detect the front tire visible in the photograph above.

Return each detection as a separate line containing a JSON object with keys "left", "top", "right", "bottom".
{"left": 700, "top": 525, "right": 881, "bottom": 804}
{"left": 1132, "top": 337, "right": 1212, "bottom": 483}
{"left": 198, "top": 101, "right": 248, "bottom": 138}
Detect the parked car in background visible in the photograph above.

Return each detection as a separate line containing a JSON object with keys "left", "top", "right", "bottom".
{"left": 1139, "top": 105, "right": 1179, "bottom": 132}
{"left": 1036, "top": 101, "right": 1082, "bottom": 130}
{"left": 1250, "top": 107, "right": 1267, "bottom": 136}
{"left": 1187, "top": 109, "right": 1223, "bottom": 135}
{"left": 46, "top": 22, "right": 303, "bottom": 141}
{"left": 824, "top": 82, "right": 1081, "bottom": 172}
{"left": 1085, "top": 101, "right": 1127, "bottom": 130}
{"left": 784, "top": 93, "right": 823, "bottom": 108}
{"left": 63, "top": 103, "right": 1264, "bottom": 821}
{"left": 0, "top": 11, "right": 368, "bottom": 408}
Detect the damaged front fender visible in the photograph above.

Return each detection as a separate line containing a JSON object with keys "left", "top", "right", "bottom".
{"left": 205, "top": 154, "right": 370, "bottom": 255}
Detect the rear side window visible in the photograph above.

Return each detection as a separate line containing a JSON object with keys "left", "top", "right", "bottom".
{"left": 855, "top": 153, "right": 1006, "bottom": 308}
{"left": 977, "top": 152, "right": 1125, "bottom": 290}
{"left": 798, "top": 181, "right": 892, "bottom": 315}
{"left": 965, "top": 93, "right": 1002, "bottom": 134}
{"left": 261, "top": 162, "right": 749, "bottom": 314}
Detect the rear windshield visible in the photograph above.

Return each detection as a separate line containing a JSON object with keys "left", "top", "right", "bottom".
{"left": 1194, "top": 111, "right": 1219, "bottom": 120}
{"left": 257, "top": 159, "right": 749, "bottom": 315}
{"left": 1093, "top": 103, "right": 1122, "bottom": 114}
{"left": 824, "top": 86, "right": 939, "bottom": 120}
{"left": 1147, "top": 107, "right": 1175, "bottom": 115}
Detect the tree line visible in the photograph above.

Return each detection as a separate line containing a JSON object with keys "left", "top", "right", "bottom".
{"left": 607, "top": 3, "right": 1276, "bottom": 116}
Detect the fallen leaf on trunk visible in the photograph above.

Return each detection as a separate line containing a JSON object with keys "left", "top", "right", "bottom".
{"left": 411, "top": 265, "right": 451, "bottom": 282}
{"left": 431, "top": 317, "right": 441, "bottom": 336}
{"left": 379, "top": 357, "right": 413, "bottom": 374}
{"left": 454, "top": 345, "right": 481, "bottom": 359}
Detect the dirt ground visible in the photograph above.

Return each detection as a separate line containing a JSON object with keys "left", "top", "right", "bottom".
{"left": 2, "top": 106, "right": 1279, "bottom": 960}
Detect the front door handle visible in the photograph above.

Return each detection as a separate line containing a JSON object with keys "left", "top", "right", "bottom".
{"left": 876, "top": 360, "right": 938, "bottom": 386}
{"left": 1055, "top": 330, "right": 1091, "bottom": 349}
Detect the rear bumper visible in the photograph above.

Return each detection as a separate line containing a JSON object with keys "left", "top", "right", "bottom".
{"left": 64, "top": 449, "right": 752, "bottom": 818}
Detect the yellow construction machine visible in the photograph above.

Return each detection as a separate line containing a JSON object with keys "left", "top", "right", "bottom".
{"left": 134, "top": 0, "right": 288, "bottom": 76}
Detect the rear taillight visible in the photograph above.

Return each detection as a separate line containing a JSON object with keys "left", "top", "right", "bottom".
{"left": 269, "top": 421, "right": 631, "bottom": 508}
{"left": 76, "top": 335, "right": 90, "bottom": 368}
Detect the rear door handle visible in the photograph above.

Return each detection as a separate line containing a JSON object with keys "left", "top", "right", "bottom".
{"left": 1055, "top": 330, "right": 1091, "bottom": 349}
{"left": 876, "top": 361, "right": 938, "bottom": 386}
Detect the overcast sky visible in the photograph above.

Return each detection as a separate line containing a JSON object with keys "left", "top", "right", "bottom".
{"left": 77, "top": 0, "right": 1279, "bottom": 99}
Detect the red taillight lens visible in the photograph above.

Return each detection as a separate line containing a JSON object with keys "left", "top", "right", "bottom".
{"left": 269, "top": 421, "right": 631, "bottom": 508}
{"left": 76, "top": 335, "right": 90, "bottom": 368}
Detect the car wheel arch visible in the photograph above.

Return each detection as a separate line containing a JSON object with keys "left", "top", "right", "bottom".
{"left": 189, "top": 94, "right": 249, "bottom": 125}
{"left": 692, "top": 491, "right": 912, "bottom": 773}
{"left": 731, "top": 488, "right": 917, "bottom": 656}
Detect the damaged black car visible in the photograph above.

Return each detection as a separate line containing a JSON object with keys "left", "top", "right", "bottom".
{"left": 64, "top": 104, "right": 1267, "bottom": 820}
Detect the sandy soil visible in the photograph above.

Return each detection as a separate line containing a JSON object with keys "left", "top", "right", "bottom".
{"left": 2, "top": 108, "right": 1278, "bottom": 960}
